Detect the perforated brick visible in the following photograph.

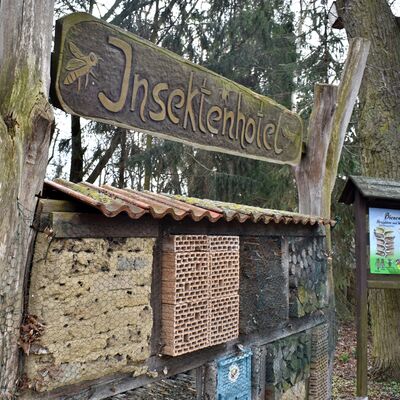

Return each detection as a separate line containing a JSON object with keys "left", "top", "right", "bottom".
{"left": 162, "top": 301, "right": 209, "bottom": 356}
{"left": 209, "top": 295, "right": 239, "bottom": 346}
{"left": 308, "top": 324, "right": 329, "bottom": 400}
{"left": 163, "top": 235, "right": 209, "bottom": 253}
{"left": 209, "top": 252, "right": 240, "bottom": 297}
{"left": 162, "top": 252, "right": 209, "bottom": 304}
{"left": 209, "top": 236, "right": 239, "bottom": 252}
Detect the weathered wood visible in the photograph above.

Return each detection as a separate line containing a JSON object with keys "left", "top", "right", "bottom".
{"left": 294, "top": 37, "right": 369, "bottom": 398}
{"left": 161, "top": 217, "right": 324, "bottom": 239}
{"left": 150, "top": 229, "right": 163, "bottom": 356}
{"left": 53, "top": 13, "right": 303, "bottom": 166}
{"left": 251, "top": 345, "right": 267, "bottom": 400}
{"left": 49, "top": 212, "right": 159, "bottom": 238}
{"left": 368, "top": 280, "right": 400, "bottom": 290}
{"left": 0, "top": 0, "right": 54, "bottom": 396}
{"left": 322, "top": 38, "right": 370, "bottom": 217}
{"left": 354, "top": 191, "right": 368, "bottom": 397}
{"left": 340, "top": 176, "right": 400, "bottom": 205}
{"left": 38, "top": 199, "right": 94, "bottom": 213}
{"left": 295, "top": 37, "right": 370, "bottom": 218}
{"left": 20, "top": 314, "right": 326, "bottom": 400}
{"left": 294, "top": 84, "right": 337, "bottom": 217}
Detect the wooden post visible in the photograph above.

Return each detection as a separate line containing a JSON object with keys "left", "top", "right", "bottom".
{"left": 294, "top": 37, "right": 370, "bottom": 399}
{"left": 354, "top": 192, "right": 368, "bottom": 398}
{"left": 0, "top": 1, "right": 54, "bottom": 396}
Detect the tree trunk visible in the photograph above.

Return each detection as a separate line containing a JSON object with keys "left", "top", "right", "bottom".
{"left": 86, "top": 133, "right": 121, "bottom": 184}
{"left": 337, "top": 0, "right": 400, "bottom": 379}
{"left": 0, "top": 0, "right": 54, "bottom": 397}
{"left": 118, "top": 129, "right": 127, "bottom": 188}
{"left": 295, "top": 37, "right": 369, "bottom": 398}
{"left": 69, "top": 115, "right": 84, "bottom": 182}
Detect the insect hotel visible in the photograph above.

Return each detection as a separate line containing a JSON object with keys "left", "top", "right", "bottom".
{"left": 19, "top": 178, "right": 334, "bottom": 400}
{"left": 14, "top": 10, "right": 349, "bottom": 399}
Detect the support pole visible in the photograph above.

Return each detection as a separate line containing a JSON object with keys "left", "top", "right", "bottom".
{"left": 354, "top": 192, "right": 368, "bottom": 398}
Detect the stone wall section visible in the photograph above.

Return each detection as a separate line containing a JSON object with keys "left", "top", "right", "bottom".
{"left": 265, "top": 331, "right": 311, "bottom": 399}
{"left": 288, "top": 237, "right": 328, "bottom": 318}
{"left": 24, "top": 234, "right": 155, "bottom": 392}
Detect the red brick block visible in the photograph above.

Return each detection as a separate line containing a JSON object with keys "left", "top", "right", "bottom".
{"left": 209, "top": 252, "right": 240, "bottom": 297}
{"left": 208, "top": 236, "right": 239, "bottom": 252}
{"left": 162, "top": 301, "right": 209, "bottom": 356}
{"left": 209, "top": 295, "right": 239, "bottom": 346}
{"left": 162, "top": 252, "right": 209, "bottom": 304}
{"left": 163, "top": 235, "right": 209, "bottom": 253}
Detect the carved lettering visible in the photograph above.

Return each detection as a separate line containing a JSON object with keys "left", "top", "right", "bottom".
{"left": 199, "top": 79, "right": 211, "bottom": 134}
{"left": 183, "top": 72, "right": 199, "bottom": 132}
{"left": 98, "top": 36, "right": 132, "bottom": 112}
{"left": 131, "top": 74, "right": 149, "bottom": 122}
{"left": 243, "top": 117, "right": 256, "bottom": 147}
{"left": 149, "top": 82, "right": 168, "bottom": 122}
{"left": 207, "top": 105, "right": 222, "bottom": 135}
{"left": 167, "top": 89, "right": 185, "bottom": 124}
{"left": 256, "top": 110, "right": 264, "bottom": 148}
{"left": 223, "top": 108, "right": 235, "bottom": 139}
{"left": 263, "top": 123, "right": 275, "bottom": 151}
{"left": 235, "top": 93, "right": 245, "bottom": 141}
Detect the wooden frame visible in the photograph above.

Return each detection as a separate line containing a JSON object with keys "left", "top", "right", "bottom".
{"left": 340, "top": 176, "right": 400, "bottom": 399}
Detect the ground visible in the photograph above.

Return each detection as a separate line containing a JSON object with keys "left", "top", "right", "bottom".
{"left": 333, "top": 322, "right": 400, "bottom": 399}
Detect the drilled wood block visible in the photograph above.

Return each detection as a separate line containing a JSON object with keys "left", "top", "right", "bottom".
{"left": 161, "top": 301, "right": 209, "bottom": 356}
{"left": 163, "top": 235, "right": 209, "bottom": 253}
{"left": 209, "top": 236, "right": 239, "bottom": 252}
{"left": 209, "top": 295, "right": 239, "bottom": 346}
{"left": 162, "top": 252, "right": 209, "bottom": 304}
{"left": 209, "top": 252, "right": 239, "bottom": 297}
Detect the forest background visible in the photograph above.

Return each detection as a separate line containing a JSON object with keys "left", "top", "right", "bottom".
{"left": 49, "top": 0, "right": 399, "bottom": 376}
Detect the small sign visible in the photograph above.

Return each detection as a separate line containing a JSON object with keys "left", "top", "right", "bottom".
{"left": 53, "top": 13, "right": 303, "bottom": 165}
{"left": 369, "top": 207, "right": 400, "bottom": 274}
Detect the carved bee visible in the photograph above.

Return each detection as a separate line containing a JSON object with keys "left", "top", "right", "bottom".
{"left": 63, "top": 42, "right": 101, "bottom": 92}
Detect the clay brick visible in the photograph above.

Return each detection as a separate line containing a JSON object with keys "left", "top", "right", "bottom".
{"left": 209, "top": 295, "right": 239, "bottom": 346}
{"left": 208, "top": 236, "right": 239, "bottom": 252}
{"left": 162, "top": 252, "right": 209, "bottom": 304}
{"left": 209, "top": 252, "right": 239, "bottom": 297}
{"left": 163, "top": 235, "right": 209, "bottom": 253}
{"left": 162, "top": 301, "right": 209, "bottom": 356}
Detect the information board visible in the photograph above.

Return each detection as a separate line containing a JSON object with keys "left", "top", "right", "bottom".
{"left": 369, "top": 207, "right": 400, "bottom": 274}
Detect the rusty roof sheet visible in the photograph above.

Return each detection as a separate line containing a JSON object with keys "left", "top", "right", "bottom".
{"left": 44, "top": 179, "right": 334, "bottom": 227}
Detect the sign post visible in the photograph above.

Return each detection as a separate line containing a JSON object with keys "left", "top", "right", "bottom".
{"left": 52, "top": 13, "right": 303, "bottom": 166}
{"left": 339, "top": 176, "right": 400, "bottom": 399}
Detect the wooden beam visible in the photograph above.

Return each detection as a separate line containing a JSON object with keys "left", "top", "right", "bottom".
{"left": 49, "top": 212, "right": 159, "bottom": 238}
{"left": 295, "top": 37, "right": 370, "bottom": 218}
{"left": 368, "top": 280, "right": 400, "bottom": 290}
{"left": 161, "top": 217, "right": 323, "bottom": 239}
{"left": 294, "top": 83, "right": 337, "bottom": 217}
{"left": 354, "top": 191, "right": 368, "bottom": 397}
{"left": 38, "top": 198, "right": 95, "bottom": 213}
{"left": 322, "top": 37, "right": 370, "bottom": 218}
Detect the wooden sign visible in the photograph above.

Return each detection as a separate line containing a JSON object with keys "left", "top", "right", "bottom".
{"left": 53, "top": 13, "right": 303, "bottom": 165}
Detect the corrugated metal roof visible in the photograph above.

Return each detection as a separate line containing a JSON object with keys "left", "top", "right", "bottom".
{"left": 339, "top": 175, "right": 400, "bottom": 204}
{"left": 44, "top": 179, "right": 334, "bottom": 227}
